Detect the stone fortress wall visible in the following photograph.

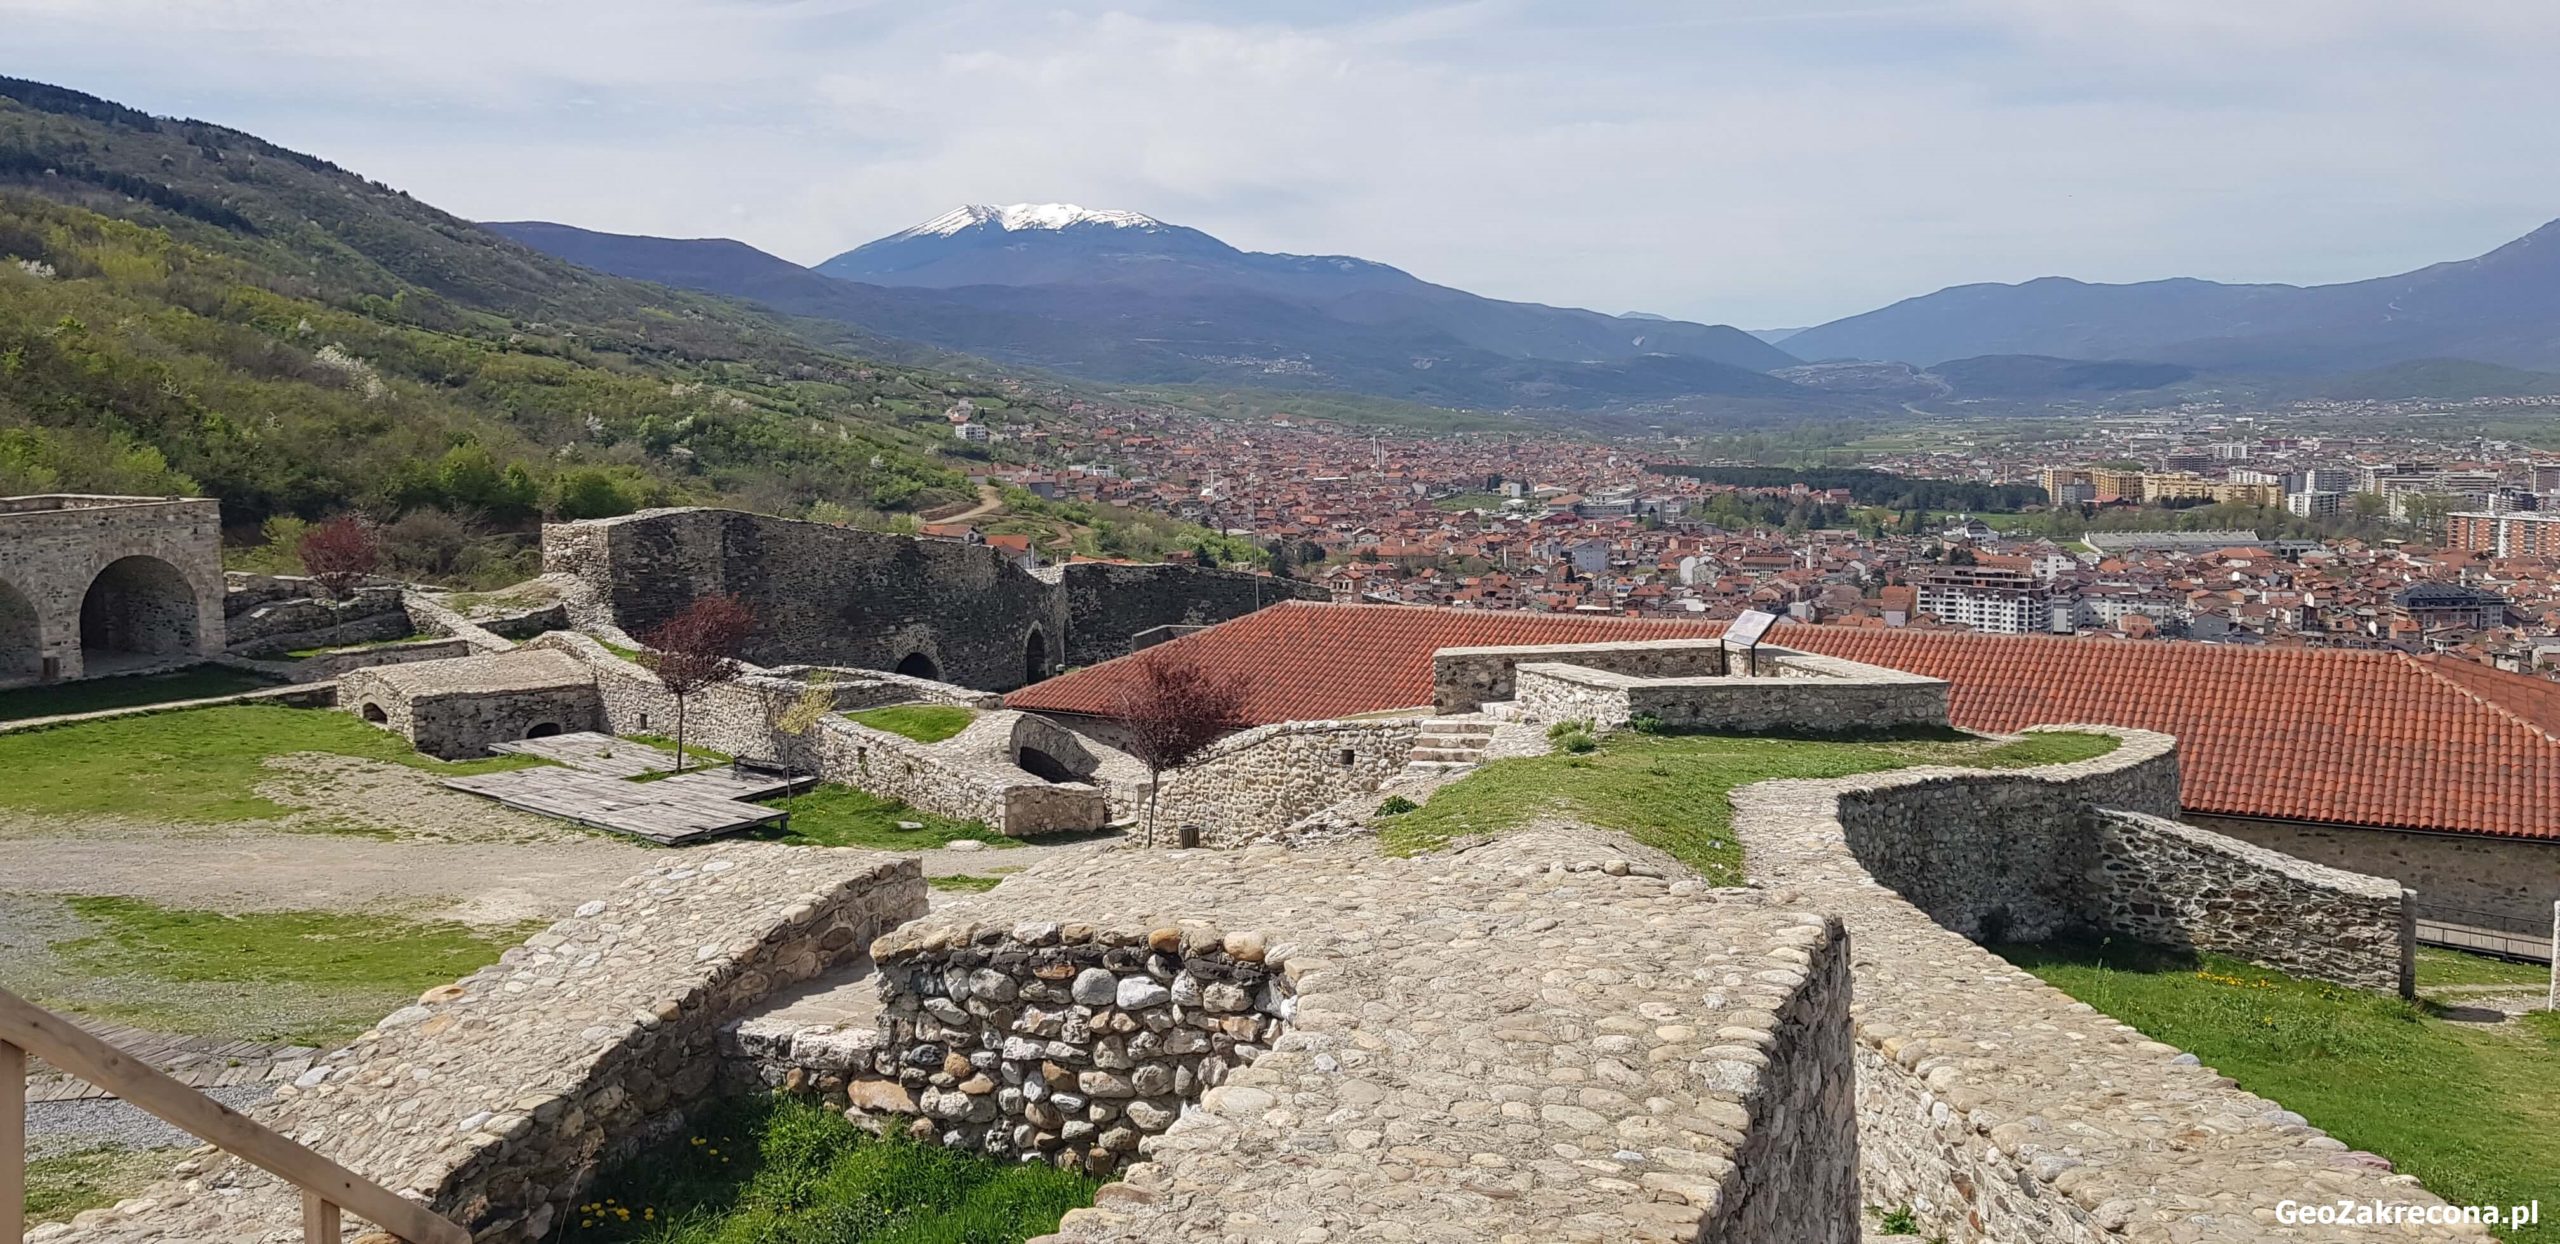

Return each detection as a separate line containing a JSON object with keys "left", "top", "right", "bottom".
{"left": 34, "top": 845, "right": 929, "bottom": 1244}
{"left": 0, "top": 494, "right": 227, "bottom": 683}
{"left": 541, "top": 508, "right": 1323, "bottom": 693}
{"left": 1143, "top": 719, "right": 1419, "bottom": 845}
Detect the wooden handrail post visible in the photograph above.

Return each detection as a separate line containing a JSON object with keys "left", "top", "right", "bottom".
{"left": 304, "top": 1190, "right": 342, "bottom": 1243}
{"left": 0, "top": 988, "right": 466, "bottom": 1244}
{"left": 4, "top": 1038, "right": 24, "bottom": 1244}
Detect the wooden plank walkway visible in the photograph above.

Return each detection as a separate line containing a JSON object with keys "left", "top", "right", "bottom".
{"left": 487, "top": 731, "right": 674, "bottom": 778}
{"left": 444, "top": 767, "right": 785, "bottom": 845}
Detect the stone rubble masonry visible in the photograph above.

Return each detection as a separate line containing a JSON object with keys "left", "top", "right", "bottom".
{"left": 2194, "top": 812, "right": 2560, "bottom": 932}
{"left": 799, "top": 831, "right": 1862, "bottom": 1244}
{"left": 811, "top": 710, "right": 1110, "bottom": 836}
{"left": 0, "top": 493, "right": 226, "bottom": 682}
{"left": 29, "top": 844, "right": 929, "bottom": 1244}
{"left": 1834, "top": 730, "right": 2411, "bottom": 994}
{"left": 1145, "top": 718, "right": 1420, "bottom": 846}
{"left": 541, "top": 507, "right": 1320, "bottom": 692}
{"left": 1513, "top": 657, "right": 1950, "bottom": 736}
{"left": 741, "top": 920, "right": 1300, "bottom": 1176}
{"left": 220, "top": 575, "right": 417, "bottom": 656}
{"left": 1737, "top": 728, "right": 2469, "bottom": 1243}
{"left": 1432, "top": 636, "right": 1732, "bottom": 713}
{"left": 2091, "top": 808, "right": 2415, "bottom": 995}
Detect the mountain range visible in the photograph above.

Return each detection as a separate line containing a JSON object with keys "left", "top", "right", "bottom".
{"left": 1783, "top": 222, "right": 2560, "bottom": 375}
{"left": 491, "top": 206, "right": 1807, "bottom": 412}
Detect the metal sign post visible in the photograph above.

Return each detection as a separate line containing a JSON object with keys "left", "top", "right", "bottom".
{"left": 1726, "top": 608, "right": 1780, "bottom": 677}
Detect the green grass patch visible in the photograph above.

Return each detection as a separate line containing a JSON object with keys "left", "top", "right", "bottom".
{"left": 2004, "top": 937, "right": 2560, "bottom": 1242}
{"left": 2417, "top": 947, "right": 2553, "bottom": 989}
{"left": 1379, "top": 729, "right": 2117, "bottom": 882}
{"left": 553, "top": 1094, "right": 1097, "bottom": 1244}
{"left": 757, "top": 784, "right": 1015, "bottom": 851}
{"left": 0, "top": 703, "right": 541, "bottom": 822}
{"left": 24, "top": 1146, "right": 186, "bottom": 1226}
{"left": 48, "top": 896, "right": 541, "bottom": 1046}
{"left": 847, "top": 705, "right": 979, "bottom": 745}
{"left": 1432, "top": 491, "right": 1509, "bottom": 512}
{"left": 927, "top": 875, "right": 1001, "bottom": 893}
{"left": 0, "top": 665, "right": 281, "bottom": 722}
{"left": 280, "top": 633, "right": 439, "bottom": 659}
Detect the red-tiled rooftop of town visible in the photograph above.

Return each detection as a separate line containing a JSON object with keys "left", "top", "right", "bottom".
{"left": 1006, "top": 601, "right": 2560, "bottom": 842}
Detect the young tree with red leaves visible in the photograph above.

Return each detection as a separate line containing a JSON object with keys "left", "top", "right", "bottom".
{"left": 298, "top": 514, "right": 379, "bottom": 599}
{"left": 642, "top": 593, "right": 755, "bottom": 774}
{"left": 1112, "top": 647, "right": 1248, "bottom": 846}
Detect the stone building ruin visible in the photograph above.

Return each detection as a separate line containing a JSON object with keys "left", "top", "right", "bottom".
{"left": 0, "top": 493, "right": 226, "bottom": 684}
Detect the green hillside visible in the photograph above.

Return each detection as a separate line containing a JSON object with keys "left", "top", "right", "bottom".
{"left": 0, "top": 76, "right": 1042, "bottom": 533}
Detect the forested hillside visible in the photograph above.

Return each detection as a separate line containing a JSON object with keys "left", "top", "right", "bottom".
{"left": 0, "top": 76, "right": 1037, "bottom": 539}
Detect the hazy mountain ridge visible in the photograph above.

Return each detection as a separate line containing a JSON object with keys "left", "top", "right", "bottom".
{"left": 1787, "top": 221, "right": 2560, "bottom": 375}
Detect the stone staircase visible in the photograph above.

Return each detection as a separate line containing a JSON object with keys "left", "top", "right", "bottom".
{"left": 1403, "top": 715, "right": 1497, "bottom": 776}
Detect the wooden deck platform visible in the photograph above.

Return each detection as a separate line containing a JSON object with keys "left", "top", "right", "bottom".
{"left": 487, "top": 731, "right": 675, "bottom": 778}
{"left": 445, "top": 767, "right": 787, "bottom": 845}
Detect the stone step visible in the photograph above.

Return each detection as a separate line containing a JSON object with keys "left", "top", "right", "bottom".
{"left": 1409, "top": 745, "right": 1486, "bottom": 762}
{"left": 1416, "top": 718, "right": 1497, "bottom": 735}
{"left": 1403, "top": 759, "right": 1478, "bottom": 774}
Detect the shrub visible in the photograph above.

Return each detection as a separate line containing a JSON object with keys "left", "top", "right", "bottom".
{"left": 1630, "top": 713, "right": 1665, "bottom": 735}
{"left": 1376, "top": 795, "right": 1419, "bottom": 816}
{"left": 1556, "top": 730, "right": 1598, "bottom": 755}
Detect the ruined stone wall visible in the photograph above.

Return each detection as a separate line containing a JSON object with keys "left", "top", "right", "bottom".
{"left": 1432, "top": 637, "right": 1728, "bottom": 712}
{"left": 1058, "top": 563, "right": 1327, "bottom": 669}
{"left": 36, "top": 847, "right": 929, "bottom": 1244}
{"left": 544, "top": 508, "right": 1068, "bottom": 690}
{"left": 543, "top": 509, "right": 1314, "bottom": 692}
{"left": 760, "top": 922, "right": 1294, "bottom": 1175}
{"left": 1145, "top": 719, "right": 1418, "bottom": 846}
{"left": 2194, "top": 814, "right": 2560, "bottom": 932}
{"left": 0, "top": 494, "right": 225, "bottom": 680}
{"left": 1512, "top": 659, "right": 1951, "bottom": 736}
{"left": 1736, "top": 733, "right": 2467, "bottom": 1243}
{"left": 220, "top": 579, "right": 412, "bottom": 655}
{"left": 810, "top": 716, "right": 1108, "bottom": 836}
{"left": 2091, "top": 809, "right": 2414, "bottom": 995}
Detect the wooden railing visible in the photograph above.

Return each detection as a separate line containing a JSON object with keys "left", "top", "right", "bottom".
{"left": 1, "top": 987, "right": 468, "bottom": 1243}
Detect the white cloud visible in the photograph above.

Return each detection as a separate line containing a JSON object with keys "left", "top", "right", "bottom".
{"left": 3, "top": 0, "right": 2555, "bottom": 326}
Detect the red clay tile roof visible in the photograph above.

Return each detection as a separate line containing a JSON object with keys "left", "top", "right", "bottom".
{"left": 1008, "top": 602, "right": 2560, "bottom": 841}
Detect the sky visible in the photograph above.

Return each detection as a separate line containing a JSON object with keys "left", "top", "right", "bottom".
{"left": 6, "top": 0, "right": 2560, "bottom": 327}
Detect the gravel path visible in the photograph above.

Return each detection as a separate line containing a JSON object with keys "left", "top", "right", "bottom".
{"left": 26, "top": 1085, "right": 272, "bottom": 1158}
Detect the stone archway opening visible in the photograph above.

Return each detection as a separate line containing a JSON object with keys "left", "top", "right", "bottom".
{"left": 895, "top": 651, "right": 940, "bottom": 680}
{"left": 360, "top": 702, "right": 389, "bottom": 724}
{"left": 79, "top": 555, "right": 200, "bottom": 674}
{"left": 524, "top": 721, "right": 563, "bottom": 739}
{"left": 0, "top": 578, "right": 40, "bottom": 685}
{"left": 1023, "top": 627, "right": 1048, "bottom": 686}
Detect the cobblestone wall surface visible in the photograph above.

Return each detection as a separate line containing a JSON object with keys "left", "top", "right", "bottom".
{"left": 1144, "top": 719, "right": 1419, "bottom": 846}
{"left": 1737, "top": 729, "right": 2465, "bottom": 1243}
{"left": 29, "top": 846, "right": 928, "bottom": 1244}
{"left": 756, "top": 830, "right": 1863, "bottom": 1244}
{"left": 2091, "top": 809, "right": 2414, "bottom": 995}
{"left": 2195, "top": 814, "right": 2560, "bottom": 932}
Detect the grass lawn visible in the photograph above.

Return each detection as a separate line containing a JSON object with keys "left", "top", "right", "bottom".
{"left": 1432, "top": 491, "right": 1509, "bottom": 512}
{"left": 756, "top": 784, "right": 1016, "bottom": 851}
{"left": 1377, "top": 728, "right": 2118, "bottom": 881}
{"left": 926, "top": 875, "right": 1001, "bottom": 893}
{"left": 0, "top": 665, "right": 281, "bottom": 722}
{"left": 24, "top": 1146, "right": 186, "bottom": 1226}
{"left": 2416, "top": 946, "right": 2554, "bottom": 989}
{"left": 552, "top": 1095, "right": 1097, "bottom": 1244}
{"left": 2004, "top": 938, "right": 2560, "bottom": 1242}
{"left": 846, "top": 705, "right": 979, "bottom": 745}
{"left": 0, "top": 703, "right": 540, "bottom": 823}
{"left": 45, "top": 896, "right": 543, "bottom": 1046}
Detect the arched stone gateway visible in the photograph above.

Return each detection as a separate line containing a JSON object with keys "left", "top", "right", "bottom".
{"left": 79, "top": 554, "right": 202, "bottom": 672}
{"left": 0, "top": 577, "right": 41, "bottom": 684}
{"left": 360, "top": 702, "right": 389, "bottom": 724}
{"left": 1022, "top": 627, "right": 1047, "bottom": 686}
{"left": 894, "top": 651, "right": 939, "bottom": 680}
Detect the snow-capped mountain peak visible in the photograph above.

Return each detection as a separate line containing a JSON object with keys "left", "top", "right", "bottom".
{"left": 899, "top": 203, "right": 1165, "bottom": 238}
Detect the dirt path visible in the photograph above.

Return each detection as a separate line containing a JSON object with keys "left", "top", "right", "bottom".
{"left": 931, "top": 483, "right": 1006, "bottom": 525}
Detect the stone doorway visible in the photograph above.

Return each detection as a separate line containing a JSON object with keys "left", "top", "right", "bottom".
{"left": 78, "top": 555, "right": 200, "bottom": 674}
{"left": 1023, "top": 627, "right": 1048, "bottom": 686}
{"left": 895, "top": 651, "right": 940, "bottom": 680}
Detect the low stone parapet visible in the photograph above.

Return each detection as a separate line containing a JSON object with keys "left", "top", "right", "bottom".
{"left": 1513, "top": 655, "right": 1950, "bottom": 735}
{"left": 1144, "top": 718, "right": 1419, "bottom": 846}
{"left": 30, "top": 844, "right": 929, "bottom": 1244}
